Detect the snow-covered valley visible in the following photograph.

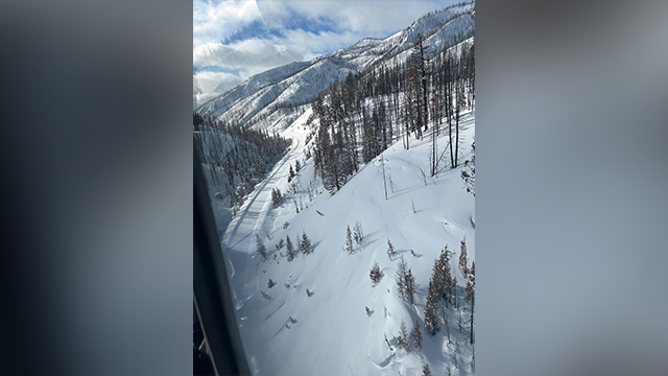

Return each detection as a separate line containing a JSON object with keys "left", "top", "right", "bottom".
{"left": 196, "top": 2, "right": 476, "bottom": 374}
{"left": 204, "top": 106, "right": 475, "bottom": 375}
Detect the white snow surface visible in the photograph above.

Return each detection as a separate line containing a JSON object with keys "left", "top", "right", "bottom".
{"left": 214, "top": 108, "right": 475, "bottom": 375}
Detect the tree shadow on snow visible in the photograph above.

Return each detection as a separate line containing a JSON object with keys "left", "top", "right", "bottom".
{"left": 394, "top": 248, "right": 412, "bottom": 257}
{"left": 358, "top": 231, "right": 379, "bottom": 250}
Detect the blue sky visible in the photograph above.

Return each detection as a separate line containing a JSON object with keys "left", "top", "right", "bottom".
{"left": 193, "top": 0, "right": 458, "bottom": 107}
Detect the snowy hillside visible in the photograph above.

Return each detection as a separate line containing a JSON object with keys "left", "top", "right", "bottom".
{"left": 196, "top": 1, "right": 474, "bottom": 133}
{"left": 210, "top": 107, "right": 475, "bottom": 376}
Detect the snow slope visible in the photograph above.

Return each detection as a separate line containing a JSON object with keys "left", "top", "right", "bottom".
{"left": 196, "top": 2, "right": 475, "bottom": 134}
{"left": 218, "top": 108, "right": 476, "bottom": 375}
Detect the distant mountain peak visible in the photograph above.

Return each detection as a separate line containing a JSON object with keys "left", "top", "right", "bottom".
{"left": 197, "top": 1, "right": 474, "bottom": 133}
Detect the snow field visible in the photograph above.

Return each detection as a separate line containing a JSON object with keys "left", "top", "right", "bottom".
{"left": 219, "top": 107, "right": 475, "bottom": 375}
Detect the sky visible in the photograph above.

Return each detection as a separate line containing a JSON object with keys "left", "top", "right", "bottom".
{"left": 193, "top": 0, "right": 458, "bottom": 109}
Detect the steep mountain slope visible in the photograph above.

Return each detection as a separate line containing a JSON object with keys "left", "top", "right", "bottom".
{"left": 197, "top": 4, "right": 476, "bottom": 374}
{"left": 196, "top": 1, "right": 474, "bottom": 133}
{"left": 213, "top": 107, "right": 475, "bottom": 376}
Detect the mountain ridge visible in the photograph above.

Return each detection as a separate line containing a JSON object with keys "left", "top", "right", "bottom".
{"left": 196, "top": 1, "right": 475, "bottom": 133}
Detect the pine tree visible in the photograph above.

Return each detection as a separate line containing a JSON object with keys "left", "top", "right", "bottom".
{"left": 466, "top": 261, "right": 475, "bottom": 346}
{"left": 286, "top": 235, "right": 295, "bottom": 262}
{"left": 405, "top": 269, "right": 416, "bottom": 304}
{"left": 422, "top": 364, "right": 432, "bottom": 376}
{"left": 300, "top": 231, "right": 311, "bottom": 255}
{"left": 424, "top": 278, "right": 439, "bottom": 335}
{"left": 353, "top": 221, "right": 363, "bottom": 245}
{"left": 289, "top": 165, "right": 295, "bottom": 178}
{"left": 387, "top": 239, "right": 396, "bottom": 260}
{"left": 411, "top": 320, "right": 423, "bottom": 350}
{"left": 398, "top": 319, "right": 411, "bottom": 352}
{"left": 345, "top": 225, "right": 354, "bottom": 254}
{"left": 256, "top": 234, "right": 267, "bottom": 262}
{"left": 370, "top": 262, "right": 382, "bottom": 286}
{"left": 459, "top": 237, "right": 469, "bottom": 278}
{"left": 362, "top": 106, "right": 375, "bottom": 163}
{"left": 396, "top": 255, "right": 409, "bottom": 301}
{"left": 271, "top": 188, "right": 283, "bottom": 207}
{"left": 435, "top": 245, "right": 454, "bottom": 304}
{"left": 295, "top": 160, "right": 301, "bottom": 172}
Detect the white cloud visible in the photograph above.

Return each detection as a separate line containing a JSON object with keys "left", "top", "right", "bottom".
{"left": 193, "top": 0, "right": 461, "bottom": 108}
{"left": 193, "top": 0, "right": 262, "bottom": 48}
{"left": 193, "top": 70, "right": 246, "bottom": 109}
{"left": 193, "top": 38, "right": 310, "bottom": 72}
{"left": 256, "top": 0, "right": 457, "bottom": 35}
{"left": 194, "top": 71, "right": 245, "bottom": 94}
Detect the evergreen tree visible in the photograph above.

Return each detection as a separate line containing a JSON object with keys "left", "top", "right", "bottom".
{"left": 369, "top": 262, "right": 382, "bottom": 286}
{"left": 353, "top": 221, "right": 363, "bottom": 245}
{"left": 422, "top": 364, "right": 432, "bottom": 376}
{"left": 424, "top": 278, "right": 439, "bottom": 335}
{"left": 286, "top": 235, "right": 295, "bottom": 262}
{"left": 466, "top": 261, "right": 475, "bottom": 346}
{"left": 345, "top": 225, "right": 354, "bottom": 254}
{"left": 398, "top": 319, "right": 411, "bottom": 352}
{"left": 295, "top": 160, "right": 301, "bottom": 172}
{"left": 405, "top": 269, "right": 416, "bottom": 304}
{"left": 411, "top": 320, "right": 423, "bottom": 350}
{"left": 362, "top": 106, "right": 375, "bottom": 163}
{"left": 256, "top": 234, "right": 267, "bottom": 262}
{"left": 406, "top": 51, "right": 422, "bottom": 139}
{"left": 459, "top": 237, "right": 469, "bottom": 278}
{"left": 300, "top": 231, "right": 311, "bottom": 255}
{"left": 271, "top": 187, "right": 283, "bottom": 207}
{"left": 396, "top": 255, "right": 409, "bottom": 302}
{"left": 435, "top": 245, "right": 454, "bottom": 304}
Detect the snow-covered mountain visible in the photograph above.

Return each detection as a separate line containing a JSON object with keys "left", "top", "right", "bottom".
{"left": 196, "top": 1, "right": 474, "bottom": 133}
{"left": 197, "top": 4, "right": 476, "bottom": 374}
{"left": 207, "top": 107, "right": 475, "bottom": 376}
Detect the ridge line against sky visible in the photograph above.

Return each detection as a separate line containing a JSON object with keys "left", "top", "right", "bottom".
{"left": 193, "top": 0, "right": 459, "bottom": 109}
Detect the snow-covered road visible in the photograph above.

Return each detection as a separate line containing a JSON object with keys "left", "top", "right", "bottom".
{"left": 222, "top": 109, "right": 310, "bottom": 256}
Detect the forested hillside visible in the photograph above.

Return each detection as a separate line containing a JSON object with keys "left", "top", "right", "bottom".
{"left": 310, "top": 36, "right": 474, "bottom": 192}
{"left": 194, "top": 2, "right": 476, "bottom": 375}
